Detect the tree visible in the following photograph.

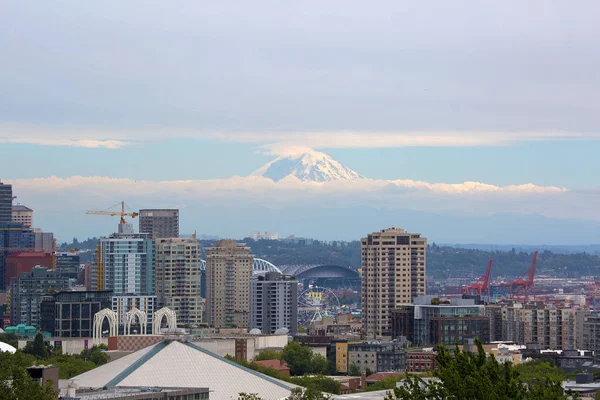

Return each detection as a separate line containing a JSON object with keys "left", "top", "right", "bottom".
{"left": 286, "top": 387, "right": 332, "bottom": 400}
{"left": 0, "top": 332, "right": 19, "bottom": 348}
{"left": 253, "top": 350, "right": 283, "bottom": 362}
{"left": 310, "top": 354, "right": 331, "bottom": 375}
{"left": 289, "top": 376, "right": 341, "bottom": 395}
{"left": 365, "top": 367, "right": 373, "bottom": 377}
{"left": 0, "top": 352, "right": 56, "bottom": 400}
{"left": 348, "top": 364, "right": 361, "bottom": 376}
{"left": 27, "top": 333, "right": 48, "bottom": 359}
{"left": 386, "top": 340, "right": 574, "bottom": 400}
{"left": 282, "top": 342, "right": 314, "bottom": 376}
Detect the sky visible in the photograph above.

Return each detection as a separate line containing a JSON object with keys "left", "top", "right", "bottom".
{"left": 1, "top": 1, "right": 600, "bottom": 243}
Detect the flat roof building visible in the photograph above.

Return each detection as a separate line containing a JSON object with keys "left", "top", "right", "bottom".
{"left": 139, "top": 209, "right": 179, "bottom": 239}
{"left": 12, "top": 205, "right": 33, "bottom": 228}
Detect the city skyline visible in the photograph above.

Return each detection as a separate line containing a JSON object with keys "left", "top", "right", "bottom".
{"left": 2, "top": 1, "right": 600, "bottom": 243}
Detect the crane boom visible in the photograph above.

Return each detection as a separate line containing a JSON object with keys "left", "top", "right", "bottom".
{"left": 86, "top": 201, "right": 138, "bottom": 224}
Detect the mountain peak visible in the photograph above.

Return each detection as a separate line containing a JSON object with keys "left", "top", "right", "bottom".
{"left": 251, "top": 149, "right": 363, "bottom": 182}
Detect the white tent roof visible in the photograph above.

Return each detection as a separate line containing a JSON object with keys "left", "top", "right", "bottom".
{"left": 0, "top": 342, "right": 16, "bottom": 353}
{"left": 74, "top": 340, "right": 296, "bottom": 400}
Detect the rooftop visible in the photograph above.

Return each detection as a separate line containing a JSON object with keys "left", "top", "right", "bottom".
{"left": 73, "top": 339, "right": 298, "bottom": 400}
{"left": 12, "top": 205, "right": 33, "bottom": 212}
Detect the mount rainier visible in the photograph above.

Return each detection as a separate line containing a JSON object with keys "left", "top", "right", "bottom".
{"left": 251, "top": 149, "right": 364, "bottom": 182}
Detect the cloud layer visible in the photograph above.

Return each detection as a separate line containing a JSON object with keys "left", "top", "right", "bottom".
{"left": 2, "top": 123, "right": 600, "bottom": 151}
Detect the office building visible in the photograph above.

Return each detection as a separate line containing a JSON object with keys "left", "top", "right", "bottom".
{"left": 12, "top": 205, "right": 33, "bottom": 228}
{"left": 0, "top": 181, "right": 12, "bottom": 224}
{"left": 112, "top": 295, "right": 157, "bottom": 334}
{"left": 93, "top": 224, "right": 154, "bottom": 295}
{"left": 55, "top": 253, "right": 80, "bottom": 280}
{"left": 206, "top": 240, "right": 253, "bottom": 328}
{"left": 155, "top": 237, "right": 203, "bottom": 326}
{"left": 249, "top": 231, "right": 279, "bottom": 241}
{"left": 361, "top": 227, "right": 427, "bottom": 338}
{"left": 0, "top": 223, "right": 22, "bottom": 290}
{"left": 348, "top": 340, "right": 407, "bottom": 373}
{"left": 578, "top": 311, "right": 600, "bottom": 363}
{"left": 139, "top": 209, "right": 179, "bottom": 239}
{"left": 250, "top": 271, "right": 298, "bottom": 335}
{"left": 9, "top": 266, "right": 70, "bottom": 327}
{"left": 392, "top": 296, "right": 489, "bottom": 346}
{"left": 34, "top": 231, "right": 54, "bottom": 252}
{"left": 40, "top": 291, "right": 112, "bottom": 337}
{"left": 5, "top": 252, "right": 53, "bottom": 287}
{"left": 504, "top": 302, "right": 576, "bottom": 350}
{"left": 485, "top": 304, "right": 505, "bottom": 342}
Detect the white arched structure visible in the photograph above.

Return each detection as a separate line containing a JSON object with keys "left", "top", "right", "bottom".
{"left": 153, "top": 307, "right": 177, "bottom": 334}
{"left": 93, "top": 308, "right": 118, "bottom": 344}
{"left": 200, "top": 258, "right": 282, "bottom": 274}
{"left": 253, "top": 258, "right": 282, "bottom": 274}
{"left": 125, "top": 307, "right": 147, "bottom": 335}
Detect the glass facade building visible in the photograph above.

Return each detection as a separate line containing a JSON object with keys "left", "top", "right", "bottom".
{"left": 392, "top": 296, "right": 489, "bottom": 346}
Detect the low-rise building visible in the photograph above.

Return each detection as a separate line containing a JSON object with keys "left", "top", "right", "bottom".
{"left": 40, "top": 290, "right": 113, "bottom": 337}
{"left": 392, "top": 296, "right": 489, "bottom": 346}
{"left": 406, "top": 350, "right": 436, "bottom": 373}
{"left": 348, "top": 340, "right": 407, "bottom": 373}
{"left": 504, "top": 301, "right": 575, "bottom": 350}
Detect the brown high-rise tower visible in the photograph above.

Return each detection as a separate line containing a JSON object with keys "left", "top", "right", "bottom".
{"left": 361, "top": 227, "right": 427, "bottom": 338}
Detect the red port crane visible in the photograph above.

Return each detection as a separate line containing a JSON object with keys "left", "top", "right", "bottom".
{"left": 501, "top": 250, "right": 538, "bottom": 301}
{"left": 462, "top": 259, "right": 493, "bottom": 303}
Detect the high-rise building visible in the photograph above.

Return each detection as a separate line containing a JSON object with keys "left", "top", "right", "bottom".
{"left": 56, "top": 253, "right": 80, "bottom": 280}
{"left": 0, "top": 181, "right": 12, "bottom": 224}
{"left": 12, "top": 205, "right": 33, "bottom": 228}
{"left": 503, "top": 302, "right": 576, "bottom": 350}
{"left": 155, "top": 237, "right": 203, "bottom": 326}
{"left": 34, "top": 232, "right": 54, "bottom": 252}
{"left": 139, "top": 209, "right": 179, "bottom": 239}
{"left": 93, "top": 224, "right": 154, "bottom": 296}
{"left": 10, "top": 266, "right": 70, "bottom": 327}
{"left": 0, "top": 223, "right": 22, "bottom": 291}
{"left": 250, "top": 272, "right": 298, "bottom": 335}
{"left": 206, "top": 240, "right": 253, "bottom": 328}
{"left": 5, "top": 252, "right": 54, "bottom": 287}
{"left": 40, "top": 290, "right": 113, "bottom": 337}
{"left": 361, "top": 227, "right": 427, "bottom": 338}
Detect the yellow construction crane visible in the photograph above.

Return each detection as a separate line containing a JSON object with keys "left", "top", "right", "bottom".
{"left": 86, "top": 201, "right": 139, "bottom": 224}
{"left": 86, "top": 201, "right": 138, "bottom": 290}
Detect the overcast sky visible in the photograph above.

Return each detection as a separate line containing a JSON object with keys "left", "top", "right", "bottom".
{"left": 1, "top": 1, "right": 599, "bottom": 242}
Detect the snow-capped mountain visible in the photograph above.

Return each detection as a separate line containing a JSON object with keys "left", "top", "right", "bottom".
{"left": 251, "top": 149, "right": 364, "bottom": 182}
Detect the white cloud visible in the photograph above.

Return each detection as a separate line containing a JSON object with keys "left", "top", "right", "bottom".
{"left": 1, "top": 122, "right": 599, "bottom": 150}
{"left": 0, "top": 137, "right": 129, "bottom": 149}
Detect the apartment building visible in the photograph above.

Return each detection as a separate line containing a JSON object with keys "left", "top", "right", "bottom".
{"left": 206, "top": 240, "right": 253, "bottom": 328}
{"left": 155, "top": 237, "right": 203, "bottom": 326}
{"left": 504, "top": 302, "right": 575, "bottom": 350}
{"left": 250, "top": 271, "right": 298, "bottom": 335}
{"left": 361, "top": 227, "right": 427, "bottom": 338}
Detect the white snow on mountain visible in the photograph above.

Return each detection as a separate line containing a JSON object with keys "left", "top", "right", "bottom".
{"left": 251, "top": 149, "right": 364, "bottom": 182}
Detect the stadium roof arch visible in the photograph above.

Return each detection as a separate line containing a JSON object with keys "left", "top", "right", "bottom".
{"left": 200, "top": 258, "right": 282, "bottom": 274}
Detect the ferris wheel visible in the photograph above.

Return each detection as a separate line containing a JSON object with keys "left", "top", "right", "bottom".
{"left": 297, "top": 286, "right": 341, "bottom": 325}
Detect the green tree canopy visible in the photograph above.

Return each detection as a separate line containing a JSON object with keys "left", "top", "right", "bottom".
{"left": 282, "top": 342, "right": 314, "bottom": 376}
{"left": 0, "top": 352, "right": 56, "bottom": 400}
{"left": 348, "top": 364, "right": 361, "bottom": 376}
{"left": 387, "top": 341, "right": 574, "bottom": 400}
{"left": 253, "top": 349, "right": 283, "bottom": 362}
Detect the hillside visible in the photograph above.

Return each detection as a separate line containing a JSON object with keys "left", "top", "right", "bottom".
{"left": 59, "top": 237, "right": 600, "bottom": 279}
